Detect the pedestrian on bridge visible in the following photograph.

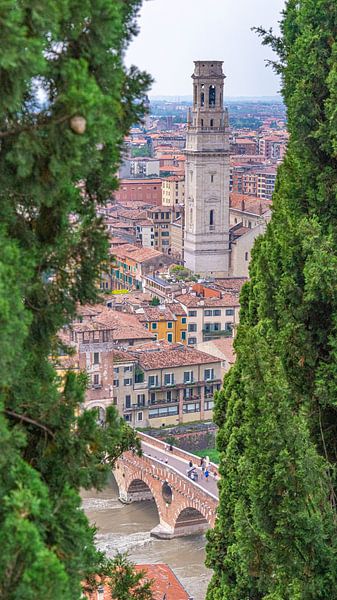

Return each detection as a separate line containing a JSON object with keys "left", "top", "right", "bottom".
{"left": 204, "top": 468, "right": 210, "bottom": 482}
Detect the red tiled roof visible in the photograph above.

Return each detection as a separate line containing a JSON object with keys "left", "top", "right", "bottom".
{"left": 84, "top": 563, "right": 189, "bottom": 600}
{"left": 137, "top": 307, "right": 176, "bottom": 322}
{"left": 230, "top": 193, "right": 272, "bottom": 215}
{"left": 114, "top": 243, "right": 163, "bottom": 263}
{"left": 129, "top": 344, "right": 221, "bottom": 370}
{"left": 175, "top": 293, "right": 239, "bottom": 308}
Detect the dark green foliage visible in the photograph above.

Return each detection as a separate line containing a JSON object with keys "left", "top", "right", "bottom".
{"left": 0, "top": 1, "right": 151, "bottom": 598}
{"left": 207, "top": 2, "right": 337, "bottom": 598}
{"left": 150, "top": 296, "right": 160, "bottom": 306}
{"left": 108, "top": 552, "right": 154, "bottom": 600}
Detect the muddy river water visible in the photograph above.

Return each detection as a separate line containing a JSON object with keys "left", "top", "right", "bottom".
{"left": 82, "top": 475, "right": 211, "bottom": 600}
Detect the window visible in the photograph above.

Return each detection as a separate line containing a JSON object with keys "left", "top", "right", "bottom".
{"left": 124, "top": 414, "right": 131, "bottom": 422}
{"left": 113, "top": 397, "right": 118, "bottom": 406}
{"left": 184, "top": 387, "right": 193, "bottom": 400}
{"left": 225, "top": 308, "right": 234, "bottom": 316}
{"left": 150, "top": 392, "right": 156, "bottom": 404}
{"left": 164, "top": 373, "right": 174, "bottom": 386}
{"left": 205, "top": 385, "right": 214, "bottom": 397}
{"left": 204, "top": 309, "right": 212, "bottom": 317}
{"left": 113, "top": 367, "right": 119, "bottom": 374}
{"left": 93, "top": 374, "right": 100, "bottom": 386}
{"left": 201, "top": 118, "right": 204, "bottom": 128}
{"left": 184, "top": 371, "right": 193, "bottom": 384}
{"left": 213, "top": 309, "right": 221, "bottom": 316}
{"left": 149, "top": 406, "right": 179, "bottom": 419}
{"left": 167, "top": 322, "right": 173, "bottom": 329}
{"left": 149, "top": 375, "right": 159, "bottom": 388}
{"left": 210, "top": 119, "right": 214, "bottom": 127}
{"left": 245, "top": 252, "right": 249, "bottom": 261}
{"left": 113, "top": 379, "right": 119, "bottom": 387}
{"left": 182, "top": 317, "right": 186, "bottom": 324}
{"left": 137, "top": 394, "right": 145, "bottom": 407}
{"left": 204, "top": 323, "right": 220, "bottom": 332}
{"left": 188, "top": 337, "right": 197, "bottom": 345}
{"left": 183, "top": 402, "right": 200, "bottom": 414}
{"left": 137, "top": 412, "right": 143, "bottom": 422}
{"left": 188, "top": 323, "right": 197, "bottom": 332}
{"left": 167, "top": 333, "right": 173, "bottom": 342}
{"left": 188, "top": 310, "right": 197, "bottom": 317}
{"left": 204, "top": 368, "right": 215, "bottom": 381}
{"left": 205, "top": 400, "right": 214, "bottom": 411}
{"left": 181, "top": 331, "right": 186, "bottom": 341}
{"left": 124, "top": 365, "right": 132, "bottom": 372}
{"left": 211, "top": 174, "right": 214, "bottom": 183}
{"left": 124, "top": 378, "right": 132, "bottom": 386}
{"left": 151, "top": 322, "right": 157, "bottom": 330}
{"left": 125, "top": 395, "right": 131, "bottom": 409}
{"left": 209, "top": 209, "right": 215, "bottom": 230}
{"left": 166, "top": 390, "right": 172, "bottom": 402}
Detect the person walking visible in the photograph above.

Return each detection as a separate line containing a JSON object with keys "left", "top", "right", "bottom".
{"left": 200, "top": 457, "right": 206, "bottom": 479}
{"left": 204, "top": 468, "right": 209, "bottom": 483}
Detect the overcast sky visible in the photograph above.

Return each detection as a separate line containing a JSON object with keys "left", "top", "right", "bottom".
{"left": 126, "top": 0, "right": 285, "bottom": 98}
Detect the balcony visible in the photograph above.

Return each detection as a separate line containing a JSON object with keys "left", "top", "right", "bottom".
{"left": 134, "top": 381, "right": 147, "bottom": 390}
{"left": 149, "top": 399, "right": 179, "bottom": 406}
{"left": 202, "top": 328, "right": 233, "bottom": 338}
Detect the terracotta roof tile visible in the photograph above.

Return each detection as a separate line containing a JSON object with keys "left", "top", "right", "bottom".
{"left": 129, "top": 344, "right": 221, "bottom": 370}
{"left": 175, "top": 293, "right": 239, "bottom": 308}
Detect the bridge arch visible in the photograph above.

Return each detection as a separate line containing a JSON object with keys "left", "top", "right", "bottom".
{"left": 114, "top": 466, "right": 163, "bottom": 522}
{"left": 174, "top": 507, "right": 209, "bottom": 536}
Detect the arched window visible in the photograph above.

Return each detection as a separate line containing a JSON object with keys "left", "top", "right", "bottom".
{"left": 209, "top": 85, "right": 216, "bottom": 106}
{"left": 210, "top": 209, "right": 214, "bottom": 227}
{"left": 200, "top": 84, "right": 205, "bottom": 107}
{"left": 210, "top": 119, "right": 214, "bottom": 127}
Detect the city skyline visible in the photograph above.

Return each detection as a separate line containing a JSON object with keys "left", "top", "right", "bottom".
{"left": 126, "top": 0, "right": 285, "bottom": 98}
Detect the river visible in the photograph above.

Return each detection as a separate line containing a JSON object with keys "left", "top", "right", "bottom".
{"left": 82, "top": 475, "right": 212, "bottom": 600}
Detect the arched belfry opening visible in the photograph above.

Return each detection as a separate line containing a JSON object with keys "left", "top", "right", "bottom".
{"left": 209, "top": 85, "right": 216, "bottom": 106}
{"left": 200, "top": 84, "right": 205, "bottom": 107}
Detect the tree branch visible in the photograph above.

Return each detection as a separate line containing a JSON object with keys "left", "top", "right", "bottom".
{"left": 4, "top": 409, "right": 55, "bottom": 438}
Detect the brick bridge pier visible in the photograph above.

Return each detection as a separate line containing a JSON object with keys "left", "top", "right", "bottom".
{"left": 113, "top": 432, "right": 218, "bottom": 539}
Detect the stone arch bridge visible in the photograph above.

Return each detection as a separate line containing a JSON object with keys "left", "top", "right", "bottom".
{"left": 113, "top": 432, "right": 219, "bottom": 539}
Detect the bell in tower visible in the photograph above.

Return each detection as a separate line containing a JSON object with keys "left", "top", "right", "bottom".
{"left": 184, "top": 61, "right": 230, "bottom": 278}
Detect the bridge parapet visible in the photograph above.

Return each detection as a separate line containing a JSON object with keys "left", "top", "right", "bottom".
{"left": 138, "top": 431, "right": 218, "bottom": 472}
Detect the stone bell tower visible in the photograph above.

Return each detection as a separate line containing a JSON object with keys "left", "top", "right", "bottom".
{"left": 184, "top": 61, "right": 230, "bottom": 277}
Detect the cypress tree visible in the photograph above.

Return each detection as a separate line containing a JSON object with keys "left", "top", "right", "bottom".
{"left": 207, "top": 1, "right": 337, "bottom": 598}
{"left": 0, "top": 1, "right": 151, "bottom": 598}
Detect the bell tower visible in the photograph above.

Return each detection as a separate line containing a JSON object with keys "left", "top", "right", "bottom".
{"left": 184, "top": 61, "right": 230, "bottom": 277}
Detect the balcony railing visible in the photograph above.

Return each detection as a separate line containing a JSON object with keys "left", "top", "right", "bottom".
{"left": 134, "top": 381, "right": 147, "bottom": 390}
{"left": 202, "top": 328, "right": 233, "bottom": 338}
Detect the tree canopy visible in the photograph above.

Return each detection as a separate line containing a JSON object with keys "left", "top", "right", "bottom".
{"left": 0, "top": 1, "right": 151, "bottom": 598}
{"left": 207, "top": 1, "right": 337, "bottom": 598}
